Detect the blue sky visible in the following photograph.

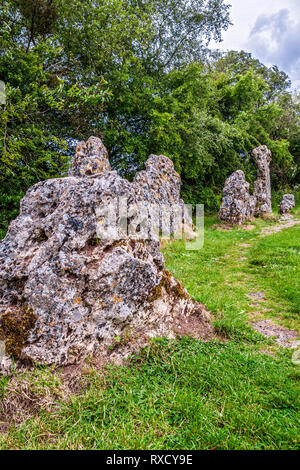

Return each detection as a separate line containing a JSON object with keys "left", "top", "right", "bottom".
{"left": 213, "top": 0, "right": 300, "bottom": 90}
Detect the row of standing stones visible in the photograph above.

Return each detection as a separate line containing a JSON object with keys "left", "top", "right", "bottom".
{"left": 0, "top": 141, "right": 295, "bottom": 373}
{"left": 0, "top": 137, "right": 212, "bottom": 374}
{"left": 218, "top": 145, "right": 295, "bottom": 225}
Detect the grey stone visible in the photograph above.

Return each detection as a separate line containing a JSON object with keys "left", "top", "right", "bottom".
{"left": 279, "top": 194, "right": 295, "bottom": 215}
{"left": 68, "top": 136, "right": 111, "bottom": 177}
{"left": 218, "top": 145, "right": 273, "bottom": 225}
{"left": 0, "top": 137, "right": 207, "bottom": 371}
{"left": 253, "top": 145, "right": 272, "bottom": 216}
{"left": 218, "top": 170, "right": 256, "bottom": 225}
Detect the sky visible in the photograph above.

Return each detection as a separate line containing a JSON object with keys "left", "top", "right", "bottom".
{"left": 212, "top": 0, "right": 300, "bottom": 90}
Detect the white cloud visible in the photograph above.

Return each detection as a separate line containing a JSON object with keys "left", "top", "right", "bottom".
{"left": 212, "top": 0, "right": 300, "bottom": 89}
{"left": 248, "top": 9, "right": 300, "bottom": 86}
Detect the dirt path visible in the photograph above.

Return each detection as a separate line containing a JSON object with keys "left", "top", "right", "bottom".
{"left": 260, "top": 217, "right": 300, "bottom": 237}
{"left": 235, "top": 217, "right": 300, "bottom": 349}
{"left": 251, "top": 319, "right": 299, "bottom": 349}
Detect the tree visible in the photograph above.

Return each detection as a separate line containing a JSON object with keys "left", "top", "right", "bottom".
{"left": 15, "top": 0, "right": 59, "bottom": 49}
{"left": 0, "top": 0, "right": 233, "bottom": 233}
{"left": 0, "top": 0, "right": 298, "bottom": 235}
{"left": 214, "top": 50, "right": 292, "bottom": 101}
{"left": 0, "top": 0, "right": 111, "bottom": 233}
{"left": 141, "top": 0, "right": 232, "bottom": 70}
{"left": 100, "top": 61, "right": 295, "bottom": 211}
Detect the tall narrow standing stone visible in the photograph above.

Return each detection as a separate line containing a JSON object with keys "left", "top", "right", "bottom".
{"left": 69, "top": 136, "right": 111, "bottom": 177}
{"left": 252, "top": 145, "right": 272, "bottom": 217}
{"left": 218, "top": 170, "right": 256, "bottom": 225}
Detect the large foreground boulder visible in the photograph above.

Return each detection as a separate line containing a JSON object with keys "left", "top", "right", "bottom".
{"left": 0, "top": 137, "right": 210, "bottom": 371}
{"left": 253, "top": 145, "right": 272, "bottom": 216}
{"left": 279, "top": 194, "right": 295, "bottom": 215}
{"left": 218, "top": 170, "right": 256, "bottom": 225}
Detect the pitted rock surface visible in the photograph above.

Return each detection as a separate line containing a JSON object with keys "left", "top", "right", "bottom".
{"left": 218, "top": 170, "right": 256, "bottom": 225}
{"left": 133, "top": 155, "right": 181, "bottom": 204}
{"left": 253, "top": 145, "right": 272, "bottom": 216}
{"left": 68, "top": 136, "right": 111, "bottom": 177}
{"left": 279, "top": 194, "right": 295, "bottom": 215}
{"left": 218, "top": 145, "right": 273, "bottom": 225}
{"left": 0, "top": 137, "right": 208, "bottom": 370}
{"left": 133, "top": 154, "right": 194, "bottom": 237}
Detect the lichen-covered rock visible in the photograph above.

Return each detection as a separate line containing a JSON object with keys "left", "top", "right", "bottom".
{"left": 69, "top": 136, "right": 111, "bottom": 177}
{"left": 245, "top": 195, "right": 257, "bottom": 221}
{"left": 253, "top": 145, "right": 272, "bottom": 216}
{"left": 279, "top": 194, "right": 295, "bottom": 215}
{"left": 133, "top": 154, "right": 195, "bottom": 238}
{"left": 133, "top": 154, "right": 181, "bottom": 204}
{"left": 0, "top": 137, "right": 209, "bottom": 370}
{"left": 218, "top": 170, "right": 256, "bottom": 225}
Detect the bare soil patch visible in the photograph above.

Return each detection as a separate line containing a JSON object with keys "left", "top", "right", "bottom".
{"left": 260, "top": 218, "right": 300, "bottom": 237}
{"left": 169, "top": 305, "right": 217, "bottom": 341}
{"left": 0, "top": 421, "right": 9, "bottom": 434}
{"left": 248, "top": 291, "right": 265, "bottom": 301}
{"left": 251, "top": 320, "right": 299, "bottom": 349}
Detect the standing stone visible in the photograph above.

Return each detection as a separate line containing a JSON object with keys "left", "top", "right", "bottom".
{"left": 279, "top": 194, "right": 295, "bottom": 215}
{"left": 69, "top": 136, "right": 111, "bottom": 177}
{"left": 133, "top": 155, "right": 195, "bottom": 239}
{"left": 218, "top": 170, "right": 256, "bottom": 225}
{"left": 253, "top": 145, "right": 272, "bottom": 216}
{"left": 0, "top": 137, "right": 210, "bottom": 371}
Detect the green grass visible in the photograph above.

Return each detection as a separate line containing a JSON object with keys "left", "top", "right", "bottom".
{"left": 164, "top": 213, "right": 300, "bottom": 334}
{"left": 0, "top": 210, "right": 299, "bottom": 450}
{"left": 0, "top": 340, "right": 299, "bottom": 450}
{"left": 247, "top": 226, "right": 300, "bottom": 322}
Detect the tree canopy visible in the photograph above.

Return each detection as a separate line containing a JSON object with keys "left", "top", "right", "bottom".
{"left": 0, "top": 0, "right": 299, "bottom": 234}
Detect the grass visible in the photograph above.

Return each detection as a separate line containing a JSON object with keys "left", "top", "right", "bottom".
{"left": 164, "top": 212, "right": 300, "bottom": 334}
{"left": 0, "top": 208, "right": 299, "bottom": 450}
{"left": 247, "top": 226, "right": 300, "bottom": 323}
{"left": 0, "top": 340, "right": 299, "bottom": 450}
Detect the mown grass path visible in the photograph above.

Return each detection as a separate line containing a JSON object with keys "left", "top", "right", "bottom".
{"left": 164, "top": 213, "right": 300, "bottom": 340}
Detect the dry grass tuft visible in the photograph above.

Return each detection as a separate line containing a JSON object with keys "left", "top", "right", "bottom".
{"left": 0, "top": 369, "right": 67, "bottom": 426}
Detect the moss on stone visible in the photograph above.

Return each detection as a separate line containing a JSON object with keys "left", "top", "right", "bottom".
{"left": 147, "top": 283, "right": 163, "bottom": 302}
{"left": 0, "top": 305, "right": 37, "bottom": 358}
{"left": 161, "top": 270, "right": 188, "bottom": 300}
{"left": 147, "top": 270, "right": 188, "bottom": 303}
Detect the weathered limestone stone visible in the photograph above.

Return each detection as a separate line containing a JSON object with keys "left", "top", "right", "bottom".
{"left": 252, "top": 145, "right": 272, "bottom": 216}
{"left": 69, "top": 136, "right": 111, "bottom": 177}
{"left": 218, "top": 170, "right": 256, "bottom": 225}
{"left": 133, "top": 154, "right": 195, "bottom": 239}
{"left": 245, "top": 195, "right": 257, "bottom": 222}
{"left": 0, "top": 137, "right": 209, "bottom": 371}
{"left": 279, "top": 194, "right": 295, "bottom": 215}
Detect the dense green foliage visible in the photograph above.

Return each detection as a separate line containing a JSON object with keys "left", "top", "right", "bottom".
{"left": 0, "top": 0, "right": 299, "bottom": 231}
